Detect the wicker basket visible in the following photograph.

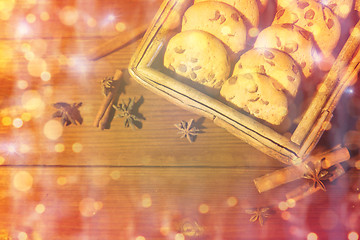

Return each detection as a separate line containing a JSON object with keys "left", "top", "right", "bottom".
{"left": 129, "top": 0, "right": 360, "bottom": 165}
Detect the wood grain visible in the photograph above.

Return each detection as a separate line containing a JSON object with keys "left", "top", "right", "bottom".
{"left": 0, "top": 0, "right": 359, "bottom": 239}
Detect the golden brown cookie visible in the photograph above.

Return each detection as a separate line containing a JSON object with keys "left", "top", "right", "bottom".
{"left": 194, "top": 0, "right": 260, "bottom": 28}
{"left": 254, "top": 23, "right": 316, "bottom": 78}
{"left": 182, "top": 1, "right": 247, "bottom": 56}
{"left": 234, "top": 48, "right": 302, "bottom": 97}
{"left": 220, "top": 72, "right": 288, "bottom": 125}
{"left": 164, "top": 30, "right": 231, "bottom": 89}
{"left": 273, "top": 0, "right": 341, "bottom": 56}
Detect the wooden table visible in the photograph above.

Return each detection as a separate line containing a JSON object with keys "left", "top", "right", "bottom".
{"left": 1, "top": 0, "right": 360, "bottom": 239}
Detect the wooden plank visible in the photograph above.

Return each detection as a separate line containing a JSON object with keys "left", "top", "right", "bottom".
{"left": 0, "top": 166, "right": 356, "bottom": 239}
{"left": 0, "top": 38, "right": 283, "bottom": 168}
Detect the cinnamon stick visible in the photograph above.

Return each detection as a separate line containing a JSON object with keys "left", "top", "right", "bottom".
{"left": 254, "top": 147, "right": 350, "bottom": 193}
{"left": 291, "top": 19, "right": 360, "bottom": 145}
{"left": 87, "top": 24, "right": 148, "bottom": 61}
{"left": 93, "top": 69, "right": 123, "bottom": 128}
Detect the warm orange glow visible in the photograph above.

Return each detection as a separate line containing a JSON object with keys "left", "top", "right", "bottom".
{"left": 226, "top": 196, "right": 238, "bottom": 207}
{"left": 17, "top": 80, "right": 29, "bottom": 89}
{"left": 27, "top": 57, "right": 47, "bottom": 77}
{"left": 26, "top": 13, "right": 36, "bottom": 23}
{"left": 175, "top": 233, "right": 185, "bottom": 240}
{"left": 115, "top": 22, "right": 126, "bottom": 32}
{"left": 57, "top": 176, "right": 67, "bottom": 186}
{"left": 59, "top": 6, "right": 79, "bottom": 26}
{"left": 2, "top": 116, "right": 12, "bottom": 126}
{"left": 19, "top": 144, "right": 30, "bottom": 153}
{"left": 12, "top": 117, "right": 23, "bottom": 128}
{"left": 55, "top": 143, "right": 65, "bottom": 153}
{"left": 0, "top": 156, "right": 5, "bottom": 165}
{"left": 21, "top": 112, "right": 32, "bottom": 122}
{"left": 43, "top": 120, "right": 63, "bottom": 140}
{"left": 40, "top": 71, "right": 51, "bottom": 81}
{"left": 286, "top": 198, "right": 296, "bottom": 208}
{"left": 110, "top": 170, "right": 121, "bottom": 180}
{"left": 35, "top": 203, "right": 46, "bottom": 214}
{"left": 349, "top": 232, "right": 359, "bottom": 240}
{"left": 13, "top": 171, "right": 33, "bottom": 192}
{"left": 278, "top": 201, "right": 288, "bottom": 211}
{"left": 18, "top": 232, "right": 28, "bottom": 240}
{"left": 198, "top": 203, "right": 209, "bottom": 214}
{"left": 40, "top": 11, "right": 49, "bottom": 21}
{"left": 79, "top": 198, "right": 99, "bottom": 217}
{"left": 307, "top": 232, "right": 318, "bottom": 240}
{"left": 142, "top": 194, "right": 152, "bottom": 208}
{"left": 281, "top": 211, "right": 291, "bottom": 221}
{"left": 72, "top": 142, "right": 83, "bottom": 153}
{"left": 87, "top": 17, "right": 97, "bottom": 27}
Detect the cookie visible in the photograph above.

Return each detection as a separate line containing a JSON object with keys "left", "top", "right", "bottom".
{"left": 273, "top": 0, "right": 341, "bottom": 56}
{"left": 182, "top": 1, "right": 247, "bottom": 56}
{"left": 220, "top": 72, "right": 288, "bottom": 125}
{"left": 316, "top": 0, "right": 353, "bottom": 19}
{"left": 164, "top": 30, "right": 231, "bottom": 89}
{"left": 194, "top": 0, "right": 260, "bottom": 28}
{"left": 254, "top": 24, "right": 316, "bottom": 78}
{"left": 234, "top": 48, "right": 302, "bottom": 97}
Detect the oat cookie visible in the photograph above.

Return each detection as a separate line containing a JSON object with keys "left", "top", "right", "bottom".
{"left": 254, "top": 24, "right": 316, "bottom": 78}
{"left": 164, "top": 30, "right": 231, "bottom": 89}
{"left": 182, "top": 1, "right": 247, "bottom": 56}
{"left": 273, "top": 0, "right": 341, "bottom": 56}
{"left": 320, "top": 0, "right": 353, "bottom": 19}
{"left": 194, "top": 0, "right": 260, "bottom": 28}
{"left": 234, "top": 48, "right": 301, "bottom": 97}
{"left": 220, "top": 72, "right": 288, "bottom": 125}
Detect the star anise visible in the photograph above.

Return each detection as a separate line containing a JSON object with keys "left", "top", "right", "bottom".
{"left": 174, "top": 119, "right": 199, "bottom": 143}
{"left": 101, "top": 76, "right": 117, "bottom": 96}
{"left": 245, "top": 207, "right": 271, "bottom": 226}
{"left": 303, "top": 159, "right": 333, "bottom": 192}
{"left": 113, "top": 97, "right": 142, "bottom": 129}
{"left": 52, "top": 102, "right": 83, "bottom": 126}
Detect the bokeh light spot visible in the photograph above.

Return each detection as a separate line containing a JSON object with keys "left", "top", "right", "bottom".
{"left": 307, "top": 232, "right": 318, "bottom": 240}
{"left": 0, "top": 156, "right": 5, "bottom": 165}
{"left": 27, "top": 57, "right": 47, "bottom": 77}
{"left": 79, "top": 198, "right": 99, "bottom": 217}
{"left": 226, "top": 196, "right": 238, "bottom": 207}
{"left": 2, "top": 116, "right": 12, "bottom": 126}
{"left": 17, "top": 80, "right": 28, "bottom": 89}
{"left": 40, "top": 11, "right": 49, "bottom": 21}
{"left": 110, "top": 170, "right": 121, "bottom": 180}
{"left": 135, "top": 236, "right": 145, "bottom": 240}
{"left": 72, "top": 142, "right": 83, "bottom": 153}
{"left": 278, "top": 201, "right": 288, "bottom": 211}
{"left": 87, "top": 17, "right": 97, "bottom": 27}
{"left": 59, "top": 6, "right": 79, "bottom": 26}
{"left": 19, "top": 144, "right": 30, "bottom": 153}
{"left": 115, "top": 22, "right": 126, "bottom": 32}
{"left": 43, "top": 120, "right": 63, "bottom": 140}
{"left": 142, "top": 194, "right": 152, "bottom": 208}
{"left": 13, "top": 118, "right": 23, "bottom": 128}
{"left": 21, "top": 90, "right": 43, "bottom": 112}
{"left": 35, "top": 203, "right": 46, "bottom": 214}
{"left": 198, "top": 203, "right": 209, "bottom": 214}
{"left": 26, "top": 13, "right": 36, "bottom": 23}
{"left": 175, "top": 233, "right": 185, "bottom": 240}
{"left": 57, "top": 176, "right": 67, "bottom": 185}
{"left": 248, "top": 27, "right": 259, "bottom": 38}
{"left": 55, "top": 143, "right": 65, "bottom": 153}
{"left": 18, "top": 232, "right": 28, "bottom": 240}
{"left": 21, "top": 112, "right": 32, "bottom": 122}
{"left": 40, "top": 71, "right": 51, "bottom": 81}
{"left": 13, "top": 171, "right": 33, "bottom": 192}
{"left": 349, "top": 231, "right": 359, "bottom": 240}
